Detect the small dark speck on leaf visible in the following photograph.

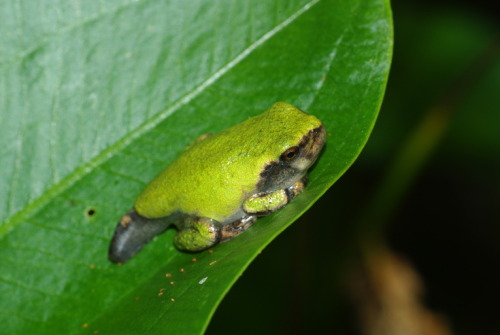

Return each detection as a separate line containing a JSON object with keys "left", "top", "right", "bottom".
{"left": 85, "top": 208, "right": 96, "bottom": 218}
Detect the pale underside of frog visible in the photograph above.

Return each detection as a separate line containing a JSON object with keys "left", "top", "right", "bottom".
{"left": 108, "top": 102, "right": 326, "bottom": 263}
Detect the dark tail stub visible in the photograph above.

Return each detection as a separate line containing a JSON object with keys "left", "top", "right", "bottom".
{"left": 108, "top": 209, "right": 170, "bottom": 263}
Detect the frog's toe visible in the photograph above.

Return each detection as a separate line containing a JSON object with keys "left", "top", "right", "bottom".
{"left": 108, "top": 210, "right": 169, "bottom": 263}
{"left": 220, "top": 215, "right": 256, "bottom": 242}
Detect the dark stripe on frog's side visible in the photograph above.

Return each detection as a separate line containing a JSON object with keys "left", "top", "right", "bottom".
{"left": 256, "top": 160, "right": 299, "bottom": 192}
{"left": 256, "top": 125, "right": 325, "bottom": 192}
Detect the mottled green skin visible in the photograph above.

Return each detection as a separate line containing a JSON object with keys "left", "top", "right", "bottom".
{"left": 134, "top": 102, "right": 323, "bottom": 222}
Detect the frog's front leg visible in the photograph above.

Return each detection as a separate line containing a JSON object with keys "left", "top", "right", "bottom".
{"left": 243, "top": 176, "right": 308, "bottom": 216}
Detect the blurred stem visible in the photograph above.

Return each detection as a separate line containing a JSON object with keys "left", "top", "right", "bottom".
{"left": 363, "top": 107, "right": 450, "bottom": 233}
{"left": 359, "top": 36, "right": 500, "bottom": 239}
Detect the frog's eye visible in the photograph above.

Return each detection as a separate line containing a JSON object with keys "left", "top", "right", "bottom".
{"left": 281, "top": 146, "right": 300, "bottom": 162}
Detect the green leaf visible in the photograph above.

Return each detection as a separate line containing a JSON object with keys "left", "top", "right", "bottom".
{"left": 0, "top": 0, "right": 392, "bottom": 334}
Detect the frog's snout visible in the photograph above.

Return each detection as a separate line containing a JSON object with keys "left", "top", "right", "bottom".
{"left": 311, "top": 124, "right": 326, "bottom": 152}
{"left": 298, "top": 124, "right": 326, "bottom": 163}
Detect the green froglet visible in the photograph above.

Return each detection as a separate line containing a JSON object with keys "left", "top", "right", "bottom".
{"left": 109, "top": 102, "right": 326, "bottom": 263}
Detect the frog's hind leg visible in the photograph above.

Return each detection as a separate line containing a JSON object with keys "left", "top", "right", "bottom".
{"left": 174, "top": 217, "right": 222, "bottom": 252}
{"left": 109, "top": 209, "right": 171, "bottom": 263}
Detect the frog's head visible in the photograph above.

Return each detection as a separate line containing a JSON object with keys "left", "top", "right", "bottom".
{"left": 282, "top": 123, "right": 326, "bottom": 173}
{"left": 257, "top": 121, "right": 326, "bottom": 192}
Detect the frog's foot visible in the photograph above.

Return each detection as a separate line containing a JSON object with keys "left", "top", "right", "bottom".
{"left": 174, "top": 217, "right": 221, "bottom": 252}
{"left": 220, "top": 215, "right": 257, "bottom": 242}
{"left": 243, "top": 176, "right": 308, "bottom": 216}
{"left": 109, "top": 209, "right": 170, "bottom": 263}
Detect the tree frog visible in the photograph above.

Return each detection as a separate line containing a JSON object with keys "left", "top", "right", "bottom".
{"left": 109, "top": 102, "right": 326, "bottom": 263}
